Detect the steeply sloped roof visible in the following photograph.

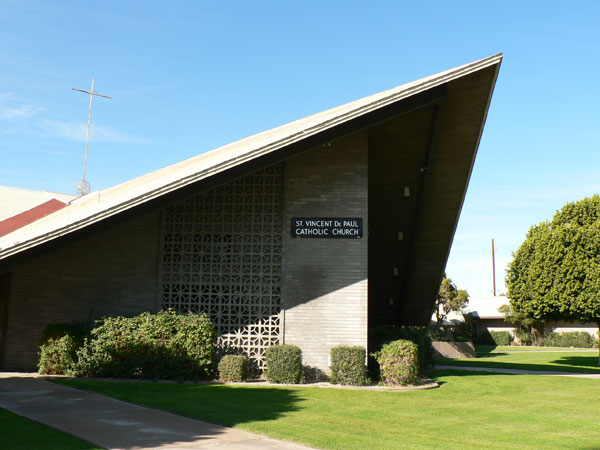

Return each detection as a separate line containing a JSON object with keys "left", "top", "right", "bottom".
{"left": 0, "top": 54, "right": 502, "bottom": 262}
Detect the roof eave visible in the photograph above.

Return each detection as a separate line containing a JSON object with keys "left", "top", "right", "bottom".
{"left": 0, "top": 54, "right": 503, "bottom": 263}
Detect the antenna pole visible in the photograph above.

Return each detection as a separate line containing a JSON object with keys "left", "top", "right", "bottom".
{"left": 83, "top": 77, "right": 94, "bottom": 183}
{"left": 72, "top": 78, "right": 111, "bottom": 196}
{"left": 491, "top": 238, "right": 497, "bottom": 296}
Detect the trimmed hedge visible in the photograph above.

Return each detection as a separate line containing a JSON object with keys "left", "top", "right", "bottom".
{"left": 545, "top": 331, "right": 594, "bottom": 348}
{"left": 370, "top": 326, "right": 433, "bottom": 373}
{"left": 374, "top": 339, "right": 419, "bottom": 386}
{"left": 218, "top": 355, "right": 248, "bottom": 382}
{"left": 264, "top": 344, "right": 302, "bottom": 384}
{"left": 74, "top": 310, "right": 216, "bottom": 380}
{"left": 490, "top": 331, "right": 513, "bottom": 346}
{"left": 330, "top": 346, "right": 369, "bottom": 386}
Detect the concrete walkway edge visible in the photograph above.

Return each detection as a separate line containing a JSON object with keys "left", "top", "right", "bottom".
{"left": 0, "top": 372, "right": 314, "bottom": 449}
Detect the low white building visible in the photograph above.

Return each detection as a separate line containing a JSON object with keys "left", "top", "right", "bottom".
{"left": 462, "top": 296, "right": 598, "bottom": 340}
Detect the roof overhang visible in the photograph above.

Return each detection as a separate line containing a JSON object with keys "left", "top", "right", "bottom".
{"left": 0, "top": 54, "right": 502, "bottom": 274}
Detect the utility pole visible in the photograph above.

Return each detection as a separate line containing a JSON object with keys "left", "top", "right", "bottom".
{"left": 491, "top": 238, "right": 497, "bottom": 296}
{"left": 72, "top": 78, "right": 111, "bottom": 196}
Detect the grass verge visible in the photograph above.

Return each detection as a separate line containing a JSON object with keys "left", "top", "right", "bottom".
{"left": 56, "top": 372, "right": 600, "bottom": 450}
{"left": 476, "top": 345, "right": 598, "bottom": 353}
{"left": 436, "top": 348, "right": 600, "bottom": 373}
{"left": 0, "top": 407, "right": 101, "bottom": 450}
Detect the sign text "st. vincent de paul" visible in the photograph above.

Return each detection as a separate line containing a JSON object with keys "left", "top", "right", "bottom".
{"left": 291, "top": 218, "right": 363, "bottom": 239}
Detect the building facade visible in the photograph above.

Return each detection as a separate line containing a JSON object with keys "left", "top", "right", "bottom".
{"left": 0, "top": 55, "right": 502, "bottom": 372}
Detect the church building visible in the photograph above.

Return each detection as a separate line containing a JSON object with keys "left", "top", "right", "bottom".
{"left": 0, "top": 55, "right": 502, "bottom": 372}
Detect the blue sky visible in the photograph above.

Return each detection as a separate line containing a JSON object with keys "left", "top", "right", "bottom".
{"left": 1, "top": 1, "right": 599, "bottom": 297}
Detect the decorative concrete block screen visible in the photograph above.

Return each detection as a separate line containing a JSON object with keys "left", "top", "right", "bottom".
{"left": 159, "top": 164, "right": 284, "bottom": 368}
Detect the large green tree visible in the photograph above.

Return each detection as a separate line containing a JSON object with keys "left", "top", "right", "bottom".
{"left": 506, "top": 195, "right": 600, "bottom": 361}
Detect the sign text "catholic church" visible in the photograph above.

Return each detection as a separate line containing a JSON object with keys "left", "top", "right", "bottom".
{"left": 291, "top": 218, "right": 363, "bottom": 239}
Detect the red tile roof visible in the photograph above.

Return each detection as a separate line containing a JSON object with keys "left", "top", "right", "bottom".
{"left": 0, "top": 198, "right": 68, "bottom": 237}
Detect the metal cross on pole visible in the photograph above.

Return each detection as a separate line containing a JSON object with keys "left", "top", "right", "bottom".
{"left": 72, "top": 78, "right": 111, "bottom": 196}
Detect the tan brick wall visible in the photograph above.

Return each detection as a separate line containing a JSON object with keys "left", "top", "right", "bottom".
{"left": 282, "top": 131, "right": 368, "bottom": 372}
{"left": 4, "top": 211, "right": 160, "bottom": 370}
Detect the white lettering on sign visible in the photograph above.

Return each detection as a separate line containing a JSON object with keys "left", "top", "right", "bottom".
{"left": 291, "top": 217, "right": 363, "bottom": 239}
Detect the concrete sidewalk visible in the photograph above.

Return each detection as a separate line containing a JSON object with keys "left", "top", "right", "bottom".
{"left": 0, "top": 372, "right": 314, "bottom": 450}
{"left": 435, "top": 365, "right": 600, "bottom": 379}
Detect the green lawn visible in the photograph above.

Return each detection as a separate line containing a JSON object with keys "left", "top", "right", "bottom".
{"left": 0, "top": 407, "right": 101, "bottom": 450}
{"left": 436, "top": 346, "right": 600, "bottom": 373}
{"left": 476, "top": 345, "right": 598, "bottom": 353}
{"left": 56, "top": 371, "right": 600, "bottom": 450}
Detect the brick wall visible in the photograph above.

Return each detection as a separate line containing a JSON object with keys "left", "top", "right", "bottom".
{"left": 282, "top": 131, "right": 368, "bottom": 372}
{"left": 4, "top": 211, "right": 160, "bottom": 370}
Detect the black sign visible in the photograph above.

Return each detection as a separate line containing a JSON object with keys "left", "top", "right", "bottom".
{"left": 291, "top": 217, "right": 363, "bottom": 239}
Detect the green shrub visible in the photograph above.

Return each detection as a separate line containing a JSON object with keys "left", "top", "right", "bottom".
{"left": 374, "top": 339, "right": 419, "bottom": 386}
{"left": 490, "top": 331, "right": 512, "bottom": 346}
{"left": 218, "top": 355, "right": 248, "bottom": 382}
{"left": 38, "top": 335, "right": 79, "bottom": 375}
{"left": 39, "top": 320, "right": 92, "bottom": 348}
{"left": 37, "top": 320, "right": 92, "bottom": 375}
{"left": 74, "top": 310, "right": 216, "bottom": 380}
{"left": 370, "top": 326, "right": 433, "bottom": 372}
{"left": 330, "top": 346, "right": 369, "bottom": 386}
{"left": 474, "top": 328, "right": 495, "bottom": 346}
{"left": 545, "top": 331, "right": 594, "bottom": 348}
{"left": 516, "top": 329, "right": 532, "bottom": 346}
{"left": 456, "top": 313, "right": 476, "bottom": 342}
{"left": 428, "top": 326, "right": 453, "bottom": 342}
{"left": 264, "top": 344, "right": 302, "bottom": 384}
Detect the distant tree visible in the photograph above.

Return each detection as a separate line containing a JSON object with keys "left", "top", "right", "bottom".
{"left": 506, "top": 195, "right": 600, "bottom": 363}
{"left": 498, "top": 304, "right": 543, "bottom": 345}
{"left": 498, "top": 304, "right": 533, "bottom": 329}
{"left": 434, "top": 275, "right": 469, "bottom": 326}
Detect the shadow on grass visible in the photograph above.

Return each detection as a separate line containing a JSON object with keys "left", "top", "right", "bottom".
{"left": 0, "top": 406, "right": 101, "bottom": 450}
{"left": 473, "top": 345, "right": 497, "bottom": 354}
{"left": 434, "top": 353, "right": 510, "bottom": 366}
{"left": 462, "top": 351, "right": 508, "bottom": 358}
{"left": 429, "top": 369, "right": 516, "bottom": 380}
{"left": 433, "top": 359, "right": 600, "bottom": 374}
{"left": 55, "top": 379, "right": 304, "bottom": 429}
{"left": 551, "top": 356, "right": 600, "bottom": 369}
